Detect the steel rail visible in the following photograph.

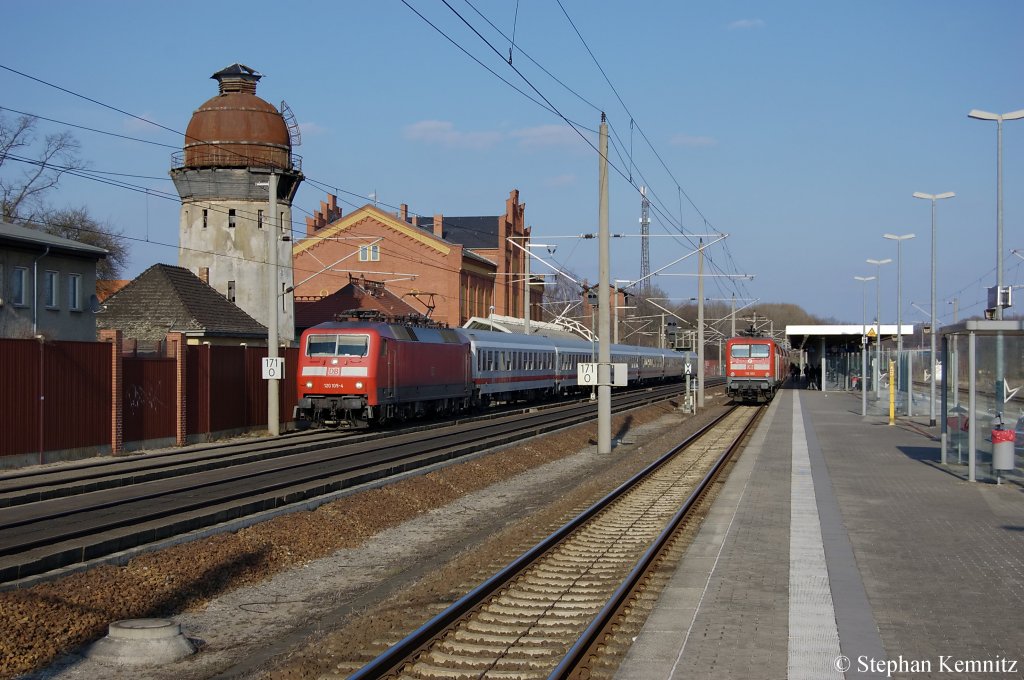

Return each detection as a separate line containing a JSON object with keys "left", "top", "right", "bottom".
{"left": 0, "top": 379, "right": 723, "bottom": 503}
{"left": 348, "top": 405, "right": 743, "bottom": 680}
{"left": 0, "top": 382, "right": 717, "bottom": 582}
{"left": 550, "top": 404, "right": 763, "bottom": 679}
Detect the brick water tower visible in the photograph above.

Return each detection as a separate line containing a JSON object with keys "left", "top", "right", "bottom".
{"left": 170, "top": 63, "right": 303, "bottom": 343}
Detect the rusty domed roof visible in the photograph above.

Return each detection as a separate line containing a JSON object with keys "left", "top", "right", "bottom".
{"left": 181, "top": 64, "right": 291, "bottom": 170}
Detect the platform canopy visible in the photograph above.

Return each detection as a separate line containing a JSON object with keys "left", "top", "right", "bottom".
{"left": 786, "top": 324, "right": 913, "bottom": 350}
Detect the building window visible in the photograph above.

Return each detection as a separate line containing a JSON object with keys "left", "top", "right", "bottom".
{"left": 68, "top": 274, "right": 82, "bottom": 311}
{"left": 359, "top": 244, "right": 380, "bottom": 262}
{"left": 202, "top": 209, "right": 208, "bottom": 229}
{"left": 228, "top": 209, "right": 236, "bottom": 228}
{"left": 44, "top": 271, "right": 59, "bottom": 308}
{"left": 12, "top": 267, "right": 27, "bottom": 306}
{"left": 258, "top": 209, "right": 264, "bottom": 229}
{"left": 227, "top": 280, "right": 236, "bottom": 303}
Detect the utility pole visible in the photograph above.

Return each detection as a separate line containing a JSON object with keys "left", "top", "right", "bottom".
{"left": 697, "top": 239, "right": 705, "bottom": 409}
{"left": 267, "top": 172, "right": 280, "bottom": 436}
{"left": 523, "top": 239, "right": 531, "bottom": 336}
{"left": 640, "top": 187, "right": 650, "bottom": 298}
{"left": 598, "top": 114, "right": 611, "bottom": 454}
{"left": 730, "top": 293, "right": 736, "bottom": 338}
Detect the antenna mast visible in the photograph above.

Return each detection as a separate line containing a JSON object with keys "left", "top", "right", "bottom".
{"left": 640, "top": 186, "right": 651, "bottom": 297}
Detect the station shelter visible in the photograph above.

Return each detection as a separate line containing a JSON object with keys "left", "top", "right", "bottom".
{"left": 786, "top": 324, "right": 914, "bottom": 393}
{"left": 939, "top": 319, "right": 1024, "bottom": 483}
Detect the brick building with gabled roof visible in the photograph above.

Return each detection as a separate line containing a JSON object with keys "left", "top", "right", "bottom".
{"left": 95, "top": 263, "right": 267, "bottom": 348}
{"left": 292, "top": 189, "right": 539, "bottom": 329}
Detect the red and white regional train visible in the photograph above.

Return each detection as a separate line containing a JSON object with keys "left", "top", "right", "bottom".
{"left": 295, "top": 320, "right": 693, "bottom": 428}
{"left": 725, "top": 334, "right": 789, "bottom": 403}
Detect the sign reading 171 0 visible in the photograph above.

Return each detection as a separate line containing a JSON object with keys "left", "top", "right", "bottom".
{"left": 262, "top": 357, "right": 285, "bottom": 380}
{"left": 577, "top": 362, "right": 628, "bottom": 387}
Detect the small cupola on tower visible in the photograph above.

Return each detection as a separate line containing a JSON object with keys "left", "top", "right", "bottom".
{"left": 214, "top": 63, "right": 261, "bottom": 95}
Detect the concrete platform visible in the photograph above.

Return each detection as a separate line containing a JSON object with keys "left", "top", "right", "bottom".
{"left": 618, "top": 386, "right": 1024, "bottom": 679}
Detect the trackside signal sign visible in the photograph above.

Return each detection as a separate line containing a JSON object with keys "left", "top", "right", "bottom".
{"left": 578, "top": 362, "right": 628, "bottom": 387}
{"left": 262, "top": 357, "right": 285, "bottom": 380}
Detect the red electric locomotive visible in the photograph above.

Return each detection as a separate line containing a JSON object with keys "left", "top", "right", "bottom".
{"left": 725, "top": 334, "right": 788, "bottom": 403}
{"left": 294, "top": 320, "right": 472, "bottom": 428}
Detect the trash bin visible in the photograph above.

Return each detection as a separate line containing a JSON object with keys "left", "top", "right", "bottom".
{"left": 992, "top": 427, "right": 1016, "bottom": 471}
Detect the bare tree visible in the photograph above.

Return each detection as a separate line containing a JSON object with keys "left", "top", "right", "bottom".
{"left": 35, "top": 207, "right": 129, "bottom": 280}
{"left": 1, "top": 114, "right": 129, "bottom": 279}
{"left": 0, "top": 113, "right": 86, "bottom": 224}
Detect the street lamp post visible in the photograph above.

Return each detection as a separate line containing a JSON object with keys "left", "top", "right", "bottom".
{"left": 913, "top": 191, "right": 955, "bottom": 427}
{"left": 968, "top": 108, "right": 1024, "bottom": 411}
{"left": 866, "top": 257, "right": 892, "bottom": 398}
{"left": 883, "top": 234, "right": 915, "bottom": 356}
{"left": 855, "top": 275, "right": 876, "bottom": 416}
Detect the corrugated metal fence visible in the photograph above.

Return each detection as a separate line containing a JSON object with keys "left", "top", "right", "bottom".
{"left": 186, "top": 345, "right": 298, "bottom": 436}
{"left": 1, "top": 338, "right": 299, "bottom": 466}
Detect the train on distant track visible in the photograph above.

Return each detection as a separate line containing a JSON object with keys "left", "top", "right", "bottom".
{"left": 295, "top": 318, "right": 694, "bottom": 428}
{"left": 725, "top": 334, "right": 789, "bottom": 403}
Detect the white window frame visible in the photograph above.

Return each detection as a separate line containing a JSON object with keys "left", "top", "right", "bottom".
{"left": 44, "top": 270, "right": 59, "bottom": 309}
{"left": 358, "top": 244, "right": 380, "bottom": 262}
{"left": 68, "top": 273, "right": 82, "bottom": 311}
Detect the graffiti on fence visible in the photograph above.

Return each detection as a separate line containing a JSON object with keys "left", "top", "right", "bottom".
{"left": 126, "top": 381, "right": 166, "bottom": 413}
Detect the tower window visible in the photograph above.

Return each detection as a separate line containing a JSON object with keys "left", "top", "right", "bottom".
{"left": 228, "top": 209, "right": 236, "bottom": 228}
{"left": 202, "top": 209, "right": 208, "bottom": 229}
{"left": 227, "top": 280, "right": 236, "bottom": 303}
{"left": 258, "top": 209, "right": 264, "bottom": 229}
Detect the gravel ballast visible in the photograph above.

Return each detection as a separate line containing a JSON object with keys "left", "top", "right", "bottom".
{"left": 3, "top": 392, "right": 727, "bottom": 680}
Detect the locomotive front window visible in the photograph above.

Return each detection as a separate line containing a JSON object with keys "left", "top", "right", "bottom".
{"left": 337, "top": 335, "right": 370, "bottom": 356}
{"left": 306, "top": 334, "right": 370, "bottom": 357}
{"left": 730, "top": 344, "right": 750, "bottom": 358}
{"left": 750, "top": 345, "right": 770, "bottom": 358}
{"left": 307, "top": 335, "right": 339, "bottom": 357}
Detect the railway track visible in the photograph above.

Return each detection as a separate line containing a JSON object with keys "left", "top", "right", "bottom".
{"left": 348, "top": 404, "right": 761, "bottom": 680}
{"left": 0, "top": 381, "right": 718, "bottom": 585}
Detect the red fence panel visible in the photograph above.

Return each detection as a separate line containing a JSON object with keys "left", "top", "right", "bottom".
{"left": 2, "top": 338, "right": 298, "bottom": 464}
{"left": 208, "top": 346, "right": 247, "bottom": 432}
{"left": 42, "top": 341, "right": 112, "bottom": 453}
{"left": 123, "top": 357, "right": 176, "bottom": 444}
{"left": 186, "top": 345, "right": 210, "bottom": 436}
{"left": 0, "top": 339, "right": 43, "bottom": 459}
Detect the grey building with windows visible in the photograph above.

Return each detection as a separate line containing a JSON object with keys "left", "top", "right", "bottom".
{"left": 0, "top": 221, "right": 107, "bottom": 341}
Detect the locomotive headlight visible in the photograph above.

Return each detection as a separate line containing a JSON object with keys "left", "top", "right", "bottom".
{"left": 331, "top": 358, "right": 339, "bottom": 365}
{"left": 305, "top": 381, "right": 313, "bottom": 389}
{"left": 355, "top": 381, "right": 364, "bottom": 390}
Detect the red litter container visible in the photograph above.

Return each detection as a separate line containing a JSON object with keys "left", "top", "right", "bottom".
{"left": 992, "top": 428, "right": 1016, "bottom": 471}
{"left": 992, "top": 428, "right": 1015, "bottom": 444}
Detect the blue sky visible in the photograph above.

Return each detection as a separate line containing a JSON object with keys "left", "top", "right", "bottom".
{"left": 2, "top": 1, "right": 1022, "bottom": 325}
